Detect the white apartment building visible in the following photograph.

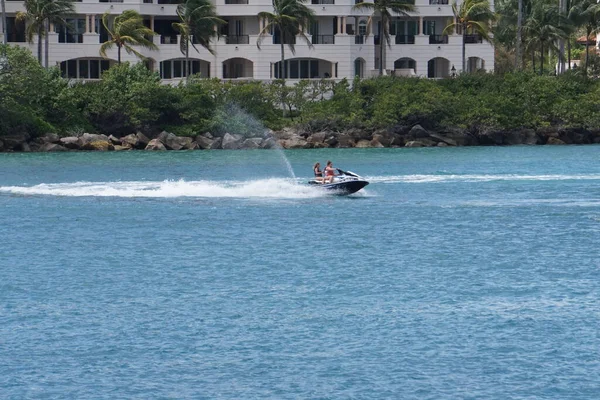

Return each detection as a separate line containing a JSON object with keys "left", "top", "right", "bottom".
{"left": 0, "top": 0, "right": 494, "bottom": 81}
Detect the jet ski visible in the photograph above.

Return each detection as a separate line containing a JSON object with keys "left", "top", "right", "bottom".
{"left": 308, "top": 168, "right": 369, "bottom": 195}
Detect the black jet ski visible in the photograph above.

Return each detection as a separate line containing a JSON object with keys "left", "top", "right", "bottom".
{"left": 308, "top": 169, "right": 369, "bottom": 195}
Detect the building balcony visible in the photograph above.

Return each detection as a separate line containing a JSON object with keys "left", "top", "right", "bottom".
{"left": 225, "top": 35, "right": 250, "bottom": 44}
{"left": 429, "top": 34, "right": 448, "bottom": 44}
{"left": 355, "top": 35, "right": 365, "bottom": 44}
{"left": 161, "top": 34, "right": 178, "bottom": 44}
{"left": 395, "top": 35, "right": 415, "bottom": 44}
{"left": 311, "top": 34, "right": 335, "bottom": 45}
{"left": 429, "top": 0, "right": 449, "bottom": 4}
{"left": 311, "top": 0, "right": 335, "bottom": 3}
{"left": 465, "top": 34, "right": 483, "bottom": 44}
{"left": 225, "top": 0, "right": 248, "bottom": 3}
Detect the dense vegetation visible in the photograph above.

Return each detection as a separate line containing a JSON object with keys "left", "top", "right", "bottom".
{"left": 1, "top": 44, "right": 600, "bottom": 140}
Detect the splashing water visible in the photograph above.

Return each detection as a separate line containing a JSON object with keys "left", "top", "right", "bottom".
{"left": 214, "top": 103, "right": 296, "bottom": 180}
{"left": 0, "top": 179, "right": 324, "bottom": 199}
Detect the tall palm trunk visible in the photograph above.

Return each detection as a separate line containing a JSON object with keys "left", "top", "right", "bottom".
{"left": 1, "top": 0, "right": 7, "bottom": 46}
{"left": 37, "top": 25, "right": 43, "bottom": 64}
{"left": 515, "top": 0, "right": 522, "bottom": 69}
{"left": 118, "top": 43, "right": 122, "bottom": 64}
{"left": 185, "top": 39, "right": 189, "bottom": 80}
{"left": 280, "top": 39, "right": 285, "bottom": 79}
{"left": 568, "top": 41, "right": 571, "bottom": 70}
{"left": 585, "top": 30, "right": 590, "bottom": 73}
{"left": 532, "top": 48, "right": 536, "bottom": 74}
{"left": 44, "top": 19, "right": 49, "bottom": 68}
{"left": 378, "top": 18, "right": 383, "bottom": 75}
{"left": 462, "top": 23, "right": 466, "bottom": 73}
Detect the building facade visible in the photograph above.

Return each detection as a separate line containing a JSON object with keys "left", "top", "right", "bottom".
{"left": 0, "top": 0, "right": 494, "bottom": 81}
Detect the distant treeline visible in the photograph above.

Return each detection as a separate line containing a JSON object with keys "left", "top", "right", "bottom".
{"left": 1, "top": 44, "right": 599, "bottom": 139}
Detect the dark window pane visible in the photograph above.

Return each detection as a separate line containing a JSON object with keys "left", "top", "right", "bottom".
{"left": 290, "top": 60, "right": 299, "bottom": 79}
{"left": 90, "top": 60, "right": 100, "bottom": 79}
{"left": 162, "top": 61, "right": 172, "bottom": 79}
{"left": 192, "top": 61, "right": 200, "bottom": 74}
{"left": 100, "top": 60, "right": 110, "bottom": 72}
{"left": 310, "top": 60, "right": 318, "bottom": 78}
{"left": 60, "top": 61, "right": 67, "bottom": 78}
{"left": 300, "top": 60, "right": 309, "bottom": 79}
{"left": 67, "top": 60, "right": 77, "bottom": 78}
{"left": 79, "top": 59, "right": 89, "bottom": 78}
{"left": 173, "top": 60, "right": 182, "bottom": 78}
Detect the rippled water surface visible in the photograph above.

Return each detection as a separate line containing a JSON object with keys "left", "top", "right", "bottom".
{"left": 1, "top": 146, "right": 599, "bottom": 399}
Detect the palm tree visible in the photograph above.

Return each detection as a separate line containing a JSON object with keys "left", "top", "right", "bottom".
{"left": 523, "top": 2, "right": 568, "bottom": 74}
{"left": 17, "top": 0, "right": 46, "bottom": 64}
{"left": 443, "top": 0, "right": 495, "bottom": 73}
{"left": 353, "top": 0, "right": 415, "bottom": 76}
{"left": 100, "top": 10, "right": 158, "bottom": 64}
{"left": 569, "top": 0, "right": 600, "bottom": 73}
{"left": 172, "top": 0, "right": 224, "bottom": 79}
{"left": 17, "top": 0, "right": 74, "bottom": 67}
{"left": 44, "top": 0, "right": 75, "bottom": 68}
{"left": 1, "top": 0, "right": 7, "bottom": 46}
{"left": 257, "top": 0, "right": 315, "bottom": 81}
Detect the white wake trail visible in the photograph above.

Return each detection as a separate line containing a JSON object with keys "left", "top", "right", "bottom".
{"left": 0, "top": 178, "right": 328, "bottom": 199}
{"left": 367, "top": 173, "right": 600, "bottom": 184}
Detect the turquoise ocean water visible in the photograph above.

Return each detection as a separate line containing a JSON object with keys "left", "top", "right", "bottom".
{"left": 1, "top": 146, "right": 599, "bottom": 399}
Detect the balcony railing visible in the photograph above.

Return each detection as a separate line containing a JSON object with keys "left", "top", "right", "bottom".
{"left": 225, "top": 35, "right": 250, "bottom": 44}
{"left": 161, "top": 35, "right": 178, "bottom": 44}
{"left": 312, "top": 0, "right": 335, "bottom": 3}
{"left": 355, "top": 35, "right": 365, "bottom": 44}
{"left": 395, "top": 35, "right": 415, "bottom": 44}
{"left": 273, "top": 37, "right": 296, "bottom": 45}
{"left": 465, "top": 34, "right": 483, "bottom": 44}
{"left": 429, "top": 0, "right": 449, "bottom": 4}
{"left": 312, "top": 34, "right": 335, "bottom": 44}
{"left": 429, "top": 34, "right": 448, "bottom": 44}
{"left": 225, "top": 0, "right": 248, "bottom": 3}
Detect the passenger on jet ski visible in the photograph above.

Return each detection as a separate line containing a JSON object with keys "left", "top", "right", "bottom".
{"left": 313, "top": 162, "right": 324, "bottom": 183}
{"left": 324, "top": 160, "right": 338, "bottom": 184}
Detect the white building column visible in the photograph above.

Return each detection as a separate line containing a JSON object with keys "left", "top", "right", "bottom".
{"left": 418, "top": 16, "right": 423, "bottom": 35}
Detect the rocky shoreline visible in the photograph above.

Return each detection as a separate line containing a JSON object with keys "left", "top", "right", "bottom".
{"left": 1, "top": 125, "right": 600, "bottom": 152}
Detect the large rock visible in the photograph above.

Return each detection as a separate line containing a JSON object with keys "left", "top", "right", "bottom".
{"left": 429, "top": 133, "right": 457, "bottom": 146}
{"left": 438, "top": 128, "right": 478, "bottom": 146}
{"left": 41, "top": 133, "right": 60, "bottom": 143}
{"left": 157, "top": 131, "right": 186, "bottom": 150}
{"left": 409, "top": 124, "right": 430, "bottom": 139}
{"left": 260, "top": 138, "right": 278, "bottom": 149}
{"left": 308, "top": 131, "right": 328, "bottom": 144}
{"left": 372, "top": 133, "right": 391, "bottom": 147}
{"left": 80, "top": 133, "right": 109, "bottom": 146}
{"left": 241, "top": 138, "right": 262, "bottom": 149}
{"left": 60, "top": 136, "right": 82, "bottom": 149}
{"left": 547, "top": 137, "right": 566, "bottom": 145}
{"left": 222, "top": 133, "right": 244, "bottom": 150}
{"left": 0, "top": 139, "right": 4, "bottom": 151}
{"left": 136, "top": 132, "right": 150, "bottom": 148}
{"left": 195, "top": 136, "right": 214, "bottom": 150}
{"left": 336, "top": 134, "right": 355, "bottom": 148}
{"left": 505, "top": 129, "right": 539, "bottom": 145}
{"left": 209, "top": 137, "right": 223, "bottom": 150}
{"left": 39, "top": 143, "right": 68, "bottom": 152}
{"left": 113, "top": 145, "right": 132, "bottom": 151}
{"left": 145, "top": 138, "right": 167, "bottom": 150}
{"left": 369, "top": 138, "right": 385, "bottom": 148}
{"left": 87, "top": 141, "right": 114, "bottom": 151}
{"left": 355, "top": 140, "right": 372, "bottom": 148}
{"left": 120, "top": 134, "right": 139, "bottom": 148}
{"left": 405, "top": 140, "right": 426, "bottom": 148}
{"left": 2, "top": 134, "right": 30, "bottom": 150}
{"left": 108, "top": 135, "right": 121, "bottom": 145}
{"left": 279, "top": 137, "right": 308, "bottom": 149}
